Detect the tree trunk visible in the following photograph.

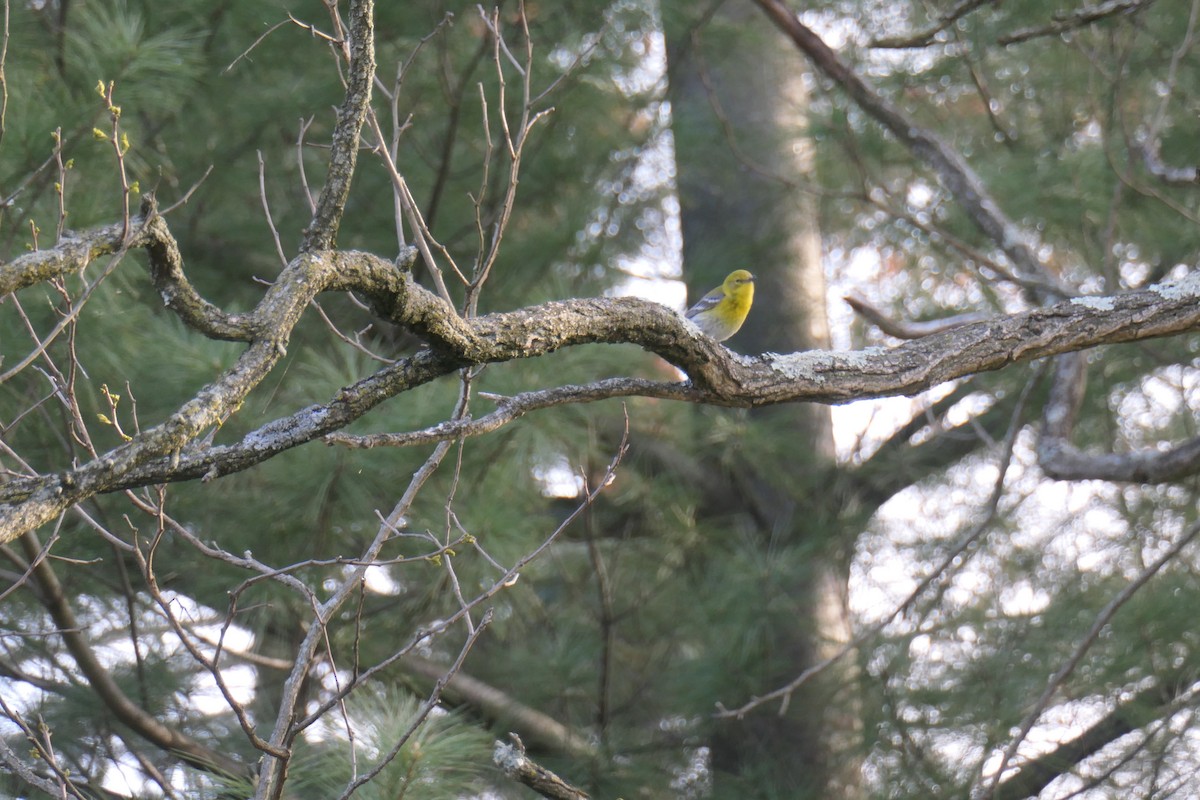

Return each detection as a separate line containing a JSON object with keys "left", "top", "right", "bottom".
{"left": 664, "top": 2, "right": 860, "bottom": 795}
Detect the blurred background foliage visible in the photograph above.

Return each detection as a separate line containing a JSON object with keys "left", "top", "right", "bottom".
{"left": 3, "top": 1, "right": 1200, "bottom": 798}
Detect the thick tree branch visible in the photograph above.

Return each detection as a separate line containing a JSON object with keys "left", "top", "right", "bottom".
{"left": 302, "top": 0, "right": 375, "bottom": 251}
{"left": 4, "top": 203, "right": 1200, "bottom": 540}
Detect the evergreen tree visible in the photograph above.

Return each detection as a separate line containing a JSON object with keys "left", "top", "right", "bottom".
{"left": 3, "top": 1, "right": 1200, "bottom": 799}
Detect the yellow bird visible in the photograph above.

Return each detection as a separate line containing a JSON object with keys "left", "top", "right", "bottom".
{"left": 684, "top": 269, "right": 755, "bottom": 342}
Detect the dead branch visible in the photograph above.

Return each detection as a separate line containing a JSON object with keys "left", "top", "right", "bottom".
{"left": 494, "top": 734, "right": 591, "bottom": 800}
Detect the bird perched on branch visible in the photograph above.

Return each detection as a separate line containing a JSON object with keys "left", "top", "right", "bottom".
{"left": 684, "top": 269, "right": 755, "bottom": 342}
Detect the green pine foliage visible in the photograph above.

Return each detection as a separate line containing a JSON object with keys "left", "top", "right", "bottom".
{"left": 5, "top": 1, "right": 1200, "bottom": 798}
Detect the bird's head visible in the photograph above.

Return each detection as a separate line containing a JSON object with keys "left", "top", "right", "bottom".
{"left": 724, "top": 269, "right": 755, "bottom": 292}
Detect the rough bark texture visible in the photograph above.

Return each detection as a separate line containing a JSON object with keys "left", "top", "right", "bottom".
{"left": 3, "top": 200, "right": 1200, "bottom": 541}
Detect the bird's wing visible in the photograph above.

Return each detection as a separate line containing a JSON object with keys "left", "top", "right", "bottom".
{"left": 685, "top": 289, "right": 724, "bottom": 318}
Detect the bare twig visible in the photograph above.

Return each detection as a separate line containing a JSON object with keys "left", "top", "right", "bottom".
{"left": 466, "top": 3, "right": 554, "bottom": 315}
{"left": 334, "top": 611, "right": 495, "bottom": 800}
{"left": 257, "top": 150, "right": 289, "bottom": 267}
{"left": 1135, "top": 0, "right": 1200, "bottom": 186}
{"left": 160, "top": 164, "right": 215, "bottom": 214}
{"left": 0, "top": 0, "right": 8, "bottom": 145}
{"left": 870, "top": 0, "right": 997, "bottom": 48}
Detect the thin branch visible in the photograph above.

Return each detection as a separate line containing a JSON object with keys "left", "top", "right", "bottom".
{"left": 160, "top": 164, "right": 214, "bottom": 215}
{"left": 980, "top": 516, "right": 1200, "bottom": 798}
{"left": 751, "top": 0, "right": 1067, "bottom": 298}
{"left": 870, "top": 0, "right": 997, "bottom": 48}
{"left": 257, "top": 150, "right": 288, "bottom": 266}
{"left": 993, "top": 678, "right": 1196, "bottom": 800}
{"left": 15, "top": 529, "right": 247, "bottom": 779}
{"left": 0, "top": 699, "right": 88, "bottom": 799}
{"left": 254, "top": 430, "right": 459, "bottom": 800}
{"left": 998, "top": 0, "right": 1154, "bottom": 46}
{"left": 327, "top": 378, "right": 671, "bottom": 449}
{"left": 1135, "top": 0, "right": 1200, "bottom": 186}
{"left": 333, "top": 611, "right": 494, "bottom": 800}
{"left": 294, "top": 432, "right": 628, "bottom": 735}
{"left": 844, "top": 292, "right": 992, "bottom": 339}
{"left": 0, "top": 0, "right": 7, "bottom": 145}
{"left": 718, "top": 361, "right": 1041, "bottom": 719}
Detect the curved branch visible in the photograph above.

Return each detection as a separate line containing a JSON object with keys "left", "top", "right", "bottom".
{"left": 1138, "top": 139, "right": 1200, "bottom": 186}
{"left": 845, "top": 292, "right": 992, "bottom": 339}
{"left": 16, "top": 532, "right": 247, "bottom": 780}
{"left": 4, "top": 243, "right": 1200, "bottom": 539}
{"left": 1037, "top": 352, "right": 1200, "bottom": 482}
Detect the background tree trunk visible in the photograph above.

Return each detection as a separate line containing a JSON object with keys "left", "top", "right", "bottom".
{"left": 664, "top": 3, "right": 860, "bottom": 794}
